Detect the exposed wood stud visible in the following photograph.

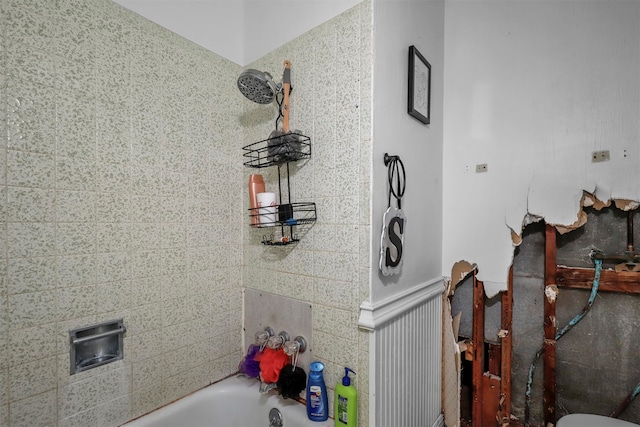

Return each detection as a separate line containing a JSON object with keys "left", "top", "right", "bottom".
{"left": 543, "top": 224, "right": 558, "bottom": 426}
{"left": 556, "top": 266, "right": 640, "bottom": 293}
{"left": 500, "top": 266, "right": 514, "bottom": 425}
{"left": 472, "top": 271, "right": 486, "bottom": 427}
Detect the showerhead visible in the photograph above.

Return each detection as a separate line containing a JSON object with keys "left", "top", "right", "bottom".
{"left": 237, "top": 69, "right": 279, "bottom": 104}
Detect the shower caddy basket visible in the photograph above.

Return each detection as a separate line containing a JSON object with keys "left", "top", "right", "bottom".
{"left": 242, "top": 133, "right": 316, "bottom": 245}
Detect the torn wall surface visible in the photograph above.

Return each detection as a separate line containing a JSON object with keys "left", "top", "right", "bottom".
{"left": 449, "top": 209, "right": 640, "bottom": 425}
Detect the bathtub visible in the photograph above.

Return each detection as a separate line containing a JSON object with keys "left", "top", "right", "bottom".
{"left": 122, "top": 375, "right": 332, "bottom": 427}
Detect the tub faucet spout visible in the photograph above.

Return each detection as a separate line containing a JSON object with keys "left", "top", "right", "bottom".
{"left": 259, "top": 381, "right": 277, "bottom": 394}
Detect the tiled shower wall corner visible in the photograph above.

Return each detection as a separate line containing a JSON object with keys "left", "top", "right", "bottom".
{"left": 241, "top": 2, "right": 373, "bottom": 425}
{"left": 0, "top": 0, "right": 244, "bottom": 425}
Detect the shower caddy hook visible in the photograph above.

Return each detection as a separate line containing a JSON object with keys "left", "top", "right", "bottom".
{"left": 379, "top": 153, "right": 406, "bottom": 276}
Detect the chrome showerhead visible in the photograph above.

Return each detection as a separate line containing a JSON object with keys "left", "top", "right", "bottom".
{"left": 237, "top": 69, "right": 280, "bottom": 104}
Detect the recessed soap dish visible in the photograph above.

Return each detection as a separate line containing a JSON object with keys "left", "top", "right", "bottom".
{"left": 69, "top": 319, "right": 126, "bottom": 375}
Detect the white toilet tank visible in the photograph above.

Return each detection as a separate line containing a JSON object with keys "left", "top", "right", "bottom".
{"left": 557, "top": 414, "right": 639, "bottom": 427}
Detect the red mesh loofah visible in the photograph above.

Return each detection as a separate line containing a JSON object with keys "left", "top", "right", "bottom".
{"left": 255, "top": 348, "right": 289, "bottom": 383}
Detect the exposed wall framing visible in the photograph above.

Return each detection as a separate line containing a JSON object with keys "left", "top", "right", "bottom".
{"left": 543, "top": 214, "right": 640, "bottom": 425}
{"left": 447, "top": 265, "right": 515, "bottom": 426}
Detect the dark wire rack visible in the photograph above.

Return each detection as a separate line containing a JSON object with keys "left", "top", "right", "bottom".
{"left": 242, "top": 132, "right": 311, "bottom": 168}
{"left": 243, "top": 133, "right": 315, "bottom": 245}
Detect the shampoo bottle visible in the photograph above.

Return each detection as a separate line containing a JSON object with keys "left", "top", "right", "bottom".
{"left": 306, "top": 361, "right": 328, "bottom": 421}
{"left": 248, "top": 174, "right": 265, "bottom": 226}
{"left": 334, "top": 367, "right": 357, "bottom": 427}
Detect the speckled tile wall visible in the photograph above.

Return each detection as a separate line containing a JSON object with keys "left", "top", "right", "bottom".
{"left": 0, "top": 0, "right": 244, "bottom": 425}
{"left": 241, "top": 2, "right": 373, "bottom": 425}
{"left": 0, "top": 0, "right": 374, "bottom": 425}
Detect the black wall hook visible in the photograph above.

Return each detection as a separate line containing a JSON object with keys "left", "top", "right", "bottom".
{"left": 384, "top": 153, "right": 399, "bottom": 166}
{"left": 384, "top": 153, "right": 406, "bottom": 210}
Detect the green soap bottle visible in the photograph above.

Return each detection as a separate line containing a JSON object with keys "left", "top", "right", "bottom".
{"left": 334, "top": 367, "right": 357, "bottom": 427}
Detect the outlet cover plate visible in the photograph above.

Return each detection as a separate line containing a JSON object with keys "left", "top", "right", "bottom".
{"left": 592, "top": 150, "right": 610, "bottom": 162}
{"left": 476, "top": 163, "right": 488, "bottom": 173}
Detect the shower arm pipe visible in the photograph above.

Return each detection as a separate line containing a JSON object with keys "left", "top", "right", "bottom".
{"left": 590, "top": 209, "right": 639, "bottom": 264}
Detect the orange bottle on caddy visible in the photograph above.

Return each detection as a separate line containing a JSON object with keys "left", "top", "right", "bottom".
{"left": 248, "top": 174, "right": 265, "bottom": 226}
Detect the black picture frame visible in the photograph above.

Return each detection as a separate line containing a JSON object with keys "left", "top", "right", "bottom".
{"left": 408, "top": 45, "right": 431, "bottom": 125}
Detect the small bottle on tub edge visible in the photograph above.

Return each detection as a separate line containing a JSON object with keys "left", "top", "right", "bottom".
{"left": 306, "top": 361, "right": 328, "bottom": 421}
{"left": 334, "top": 367, "right": 357, "bottom": 427}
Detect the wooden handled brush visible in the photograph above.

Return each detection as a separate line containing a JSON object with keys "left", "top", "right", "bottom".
{"left": 282, "top": 60, "right": 291, "bottom": 133}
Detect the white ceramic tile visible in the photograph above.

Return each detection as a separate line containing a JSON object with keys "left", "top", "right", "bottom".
{"left": 130, "top": 250, "right": 160, "bottom": 279}
{"left": 6, "top": 79, "right": 56, "bottom": 155}
{"left": 6, "top": 40, "right": 55, "bottom": 90}
{"left": 58, "top": 407, "right": 97, "bottom": 427}
{"left": 96, "top": 223, "right": 130, "bottom": 253}
{"left": 95, "top": 192, "right": 129, "bottom": 223}
{"left": 160, "top": 196, "right": 188, "bottom": 223}
{"left": 4, "top": 0, "right": 57, "bottom": 52}
{"left": 9, "top": 389, "right": 57, "bottom": 427}
{"left": 314, "top": 277, "right": 355, "bottom": 312}
{"left": 0, "top": 260, "right": 6, "bottom": 299}
{"left": 56, "top": 223, "right": 96, "bottom": 256}
{"left": 0, "top": 334, "right": 7, "bottom": 371}
{"left": 131, "top": 381, "right": 166, "bottom": 421}
{"left": 96, "top": 100, "right": 129, "bottom": 137}
{"left": 130, "top": 223, "right": 160, "bottom": 251}
{"left": 160, "top": 222, "right": 186, "bottom": 249}
{"left": 8, "top": 256, "right": 56, "bottom": 295}
{"left": 159, "top": 248, "right": 186, "bottom": 276}
{"left": 96, "top": 252, "right": 130, "bottom": 283}
{"left": 57, "top": 375, "right": 97, "bottom": 420}
{"left": 56, "top": 156, "right": 96, "bottom": 192}
{"left": 0, "top": 366, "right": 7, "bottom": 402}
{"left": 128, "top": 302, "right": 162, "bottom": 336}
{"left": 56, "top": 285, "right": 96, "bottom": 322}
{"left": 0, "top": 403, "right": 7, "bottom": 426}
{"left": 95, "top": 161, "right": 130, "bottom": 194}
{"left": 57, "top": 254, "right": 96, "bottom": 288}
{"left": 130, "top": 195, "right": 160, "bottom": 223}
{"left": 9, "top": 323, "right": 57, "bottom": 367}
{"left": 96, "top": 280, "right": 131, "bottom": 314}
{"left": 8, "top": 223, "right": 55, "bottom": 258}
{"left": 97, "top": 131, "right": 130, "bottom": 166}
{"left": 7, "top": 187, "right": 55, "bottom": 222}
{"left": 129, "top": 329, "right": 163, "bottom": 363}
{"left": 96, "top": 394, "right": 131, "bottom": 427}
{"left": 160, "top": 273, "right": 187, "bottom": 302}
{"left": 56, "top": 92, "right": 96, "bottom": 159}
{"left": 0, "top": 149, "right": 5, "bottom": 192}
{"left": 56, "top": 56, "right": 95, "bottom": 98}
{"left": 7, "top": 151, "right": 55, "bottom": 188}
{"left": 56, "top": 191, "right": 96, "bottom": 223}
{"left": 9, "top": 356, "right": 56, "bottom": 401}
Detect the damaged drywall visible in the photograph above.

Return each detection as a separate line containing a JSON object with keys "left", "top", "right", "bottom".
{"left": 446, "top": 204, "right": 640, "bottom": 425}
{"left": 445, "top": 192, "right": 640, "bottom": 297}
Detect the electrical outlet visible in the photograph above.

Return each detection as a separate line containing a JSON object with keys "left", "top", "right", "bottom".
{"left": 592, "top": 150, "right": 610, "bottom": 162}
{"left": 464, "top": 164, "right": 470, "bottom": 173}
{"left": 476, "top": 163, "right": 488, "bottom": 173}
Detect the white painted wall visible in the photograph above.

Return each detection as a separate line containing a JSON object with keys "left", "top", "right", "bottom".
{"left": 370, "top": 0, "right": 445, "bottom": 304}
{"left": 443, "top": 0, "right": 640, "bottom": 296}
{"left": 112, "top": 0, "right": 245, "bottom": 64}
{"left": 112, "top": 0, "right": 362, "bottom": 65}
